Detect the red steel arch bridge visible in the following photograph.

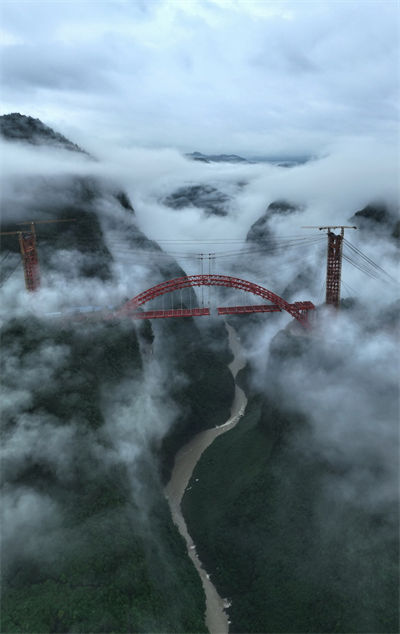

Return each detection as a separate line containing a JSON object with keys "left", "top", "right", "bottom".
{"left": 115, "top": 274, "right": 315, "bottom": 328}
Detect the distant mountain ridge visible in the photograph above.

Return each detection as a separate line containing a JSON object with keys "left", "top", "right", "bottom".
{"left": 246, "top": 200, "right": 302, "bottom": 246}
{"left": 186, "top": 150, "right": 311, "bottom": 167}
{"left": 0, "top": 113, "right": 90, "bottom": 156}
{"left": 349, "top": 202, "right": 399, "bottom": 241}
{"left": 186, "top": 151, "right": 249, "bottom": 163}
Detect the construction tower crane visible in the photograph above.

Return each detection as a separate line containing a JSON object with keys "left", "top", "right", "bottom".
{"left": 0, "top": 218, "right": 75, "bottom": 291}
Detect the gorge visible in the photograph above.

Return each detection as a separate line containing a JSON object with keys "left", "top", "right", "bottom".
{"left": 1, "top": 115, "right": 398, "bottom": 634}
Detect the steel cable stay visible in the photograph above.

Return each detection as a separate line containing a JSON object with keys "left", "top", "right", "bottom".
{"left": 219, "top": 235, "right": 327, "bottom": 249}
{"left": 115, "top": 248, "right": 324, "bottom": 267}
{"left": 0, "top": 258, "right": 22, "bottom": 286}
{"left": 242, "top": 258, "right": 325, "bottom": 299}
{"left": 314, "top": 246, "right": 328, "bottom": 304}
{"left": 113, "top": 246, "right": 197, "bottom": 254}
{"left": 344, "top": 237, "right": 392, "bottom": 271}
{"left": 106, "top": 244, "right": 205, "bottom": 259}
{"left": 105, "top": 245, "right": 191, "bottom": 257}
{"left": 115, "top": 243, "right": 324, "bottom": 259}
{"left": 104, "top": 231, "right": 320, "bottom": 240}
{"left": 211, "top": 239, "right": 326, "bottom": 259}
{"left": 106, "top": 236, "right": 325, "bottom": 252}
{"left": 223, "top": 240, "right": 326, "bottom": 260}
{"left": 182, "top": 237, "right": 326, "bottom": 260}
{"left": 342, "top": 253, "right": 383, "bottom": 281}
{"left": 317, "top": 280, "right": 326, "bottom": 305}
{"left": 343, "top": 238, "right": 397, "bottom": 283}
{"left": 342, "top": 246, "right": 395, "bottom": 283}
{"left": 232, "top": 251, "right": 326, "bottom": 277}
{"left": 106, "top": 233, "right": 325, "bottom": 248}
{"left": 123, "top": 233, "right": 322, "bottom": 243}
{"left": 104, "top": 235, "right": 327, "bottom": 261}
{"left": 0, "top": 251, "right": 12, "bottom": 266}
{"left": 342, "top": 252, "right": 381, "bottom": 279}
{"left": 136, "top": 238, "right": 321, "bottom": 248}
{"left": 105, "top": 241, "right": 215, "bottom": 259}
{"left": 341, "top": 279, "right": 357, "bottom": 297}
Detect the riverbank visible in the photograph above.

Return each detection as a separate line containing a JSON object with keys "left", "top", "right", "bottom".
{"left": 165, "top": 323, "right": 247, "bottom": 634}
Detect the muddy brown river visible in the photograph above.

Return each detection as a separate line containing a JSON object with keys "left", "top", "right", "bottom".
{"left": 165, "top": 323, "right": 247, "bottom": 634}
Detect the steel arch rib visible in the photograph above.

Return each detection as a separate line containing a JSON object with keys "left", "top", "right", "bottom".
{"left": 119, "top": 275, "right": 311, "bottom": 326}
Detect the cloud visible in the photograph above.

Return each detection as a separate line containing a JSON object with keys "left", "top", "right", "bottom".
{"left": 1, "top": 133, "right": 397, "bottom": 317}
{"left": 0, "top": 105, "right": 398, "bottom": 633}
{"left": 0, "top": 0, "right": 398, "bottom": 155}
{"left": 0, "top": 293, "right": 183, "bottom": 572}
{"left": 275, "top": 309, "right": 398, "bottom": 518}
{"left": 1, "top": 486, "right": 62, "bottom": 569}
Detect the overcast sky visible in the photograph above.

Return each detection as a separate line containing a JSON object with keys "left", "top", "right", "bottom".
{"left": 0, "top": 0, "right": 399, "bottom": 156}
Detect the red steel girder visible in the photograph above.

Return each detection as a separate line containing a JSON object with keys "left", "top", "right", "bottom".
{"left": 218, "top": 304, "right": 282, "bottom": 315}
{"left": 128, "top": 308, "right": 210, "bottom": 319}
{"left": 217, "top": 301, "right": 315, "bottom": 316}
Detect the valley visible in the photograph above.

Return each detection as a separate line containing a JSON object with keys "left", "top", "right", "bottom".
{"left": 1, "top": 114, "right": 398, "bottom": 634}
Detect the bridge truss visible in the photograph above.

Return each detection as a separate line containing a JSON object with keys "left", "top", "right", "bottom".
{"left": 117, "top": 274, "right": 315, "bottom": 327}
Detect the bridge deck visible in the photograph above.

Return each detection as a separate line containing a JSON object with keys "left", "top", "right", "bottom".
{"left": 128, "top": 302, "right": 315, "bottom": 319}
{"left": 130, "top": 308, "right": 210, "bottom": 319}
{"left": 218, "top": 304, "right": 282, "bottom": 315}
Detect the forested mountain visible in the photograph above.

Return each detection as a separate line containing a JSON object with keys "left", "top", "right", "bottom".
{"left": 163, "top": 184, "right": 231, "bottom": 216}
{"left": 0, "top": 113, "right": 90, "bottom": 155}
{"left": 183, "top": 321, "right": 399, "bottom": 633}
{"left": 0, "top": 115, "right": 234, "bottom": 632}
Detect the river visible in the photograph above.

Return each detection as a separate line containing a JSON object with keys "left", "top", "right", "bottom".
{"left": 165, "top": 323, "right": 247, "bottom": 634}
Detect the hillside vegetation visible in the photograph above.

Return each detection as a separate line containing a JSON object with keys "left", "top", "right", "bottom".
{"left": 182, "top": 329, "right": 399, "bottom": 633}
{"left": 1, "top": 115, "right": 235, "bottom": 633}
